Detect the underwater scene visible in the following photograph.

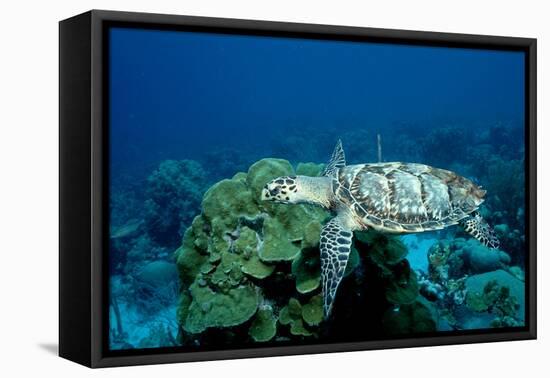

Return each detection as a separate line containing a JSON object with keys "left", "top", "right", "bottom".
{"left": 108, "top": 27, "right": 526, "bottom": 351}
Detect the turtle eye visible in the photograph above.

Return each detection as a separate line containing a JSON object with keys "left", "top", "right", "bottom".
{"left": 270, "top": 187, "right": 280, "bottom": 196}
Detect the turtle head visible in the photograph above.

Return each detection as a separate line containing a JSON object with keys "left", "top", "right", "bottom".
{"left": 261, "top": 176, "right": 300, "bottom": 204}
{"left": 261, "top": 175, "right": 332, "bottom": 208}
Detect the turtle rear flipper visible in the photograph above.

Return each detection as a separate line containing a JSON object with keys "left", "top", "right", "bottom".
{"left": 459, "top": 212, "right": 499, "bottom": 249}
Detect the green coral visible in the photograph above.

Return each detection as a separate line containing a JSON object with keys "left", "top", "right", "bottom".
{"left": 302, "top": 220, "right": 323, "bottom": 249}
{"left": 247, "top": 158, "right": 294, "bottom": 203}
{"left": 279, "top": 298, "right": 314, "bottom": 337}
{"left": 232, "top": 171, "right": 248, "bottom": 182}
{"left": 235, "top": 226, "right": 275, "bottom": 279}
{"left": 278, "top": 296, "right": 323, "bottom": 336}
{"left": 176, "top": 292, "right": 192, "bottom": 327}
{"left": 210, "top": 252, "right": 244, "bottom": 288}
{"left": 355, "top": 230, "right": 408, "bottom": 266}
{"left": 345, "top": 246, "right": 360, "bottom": 277}
{"left": 490, "top": 316, "right": 523, "bottom": 328}
{"left": 427, "top": 241, "right": 453, "bottom": 269}
{"left": 183, "top": 282, "right": 259, "bottom": 334}
{"left": 201, "top": 179, "right": 259, "bottom": 254}
{"left": 291, "top": 248, "right": 321, "bottom": 294}
{"left": 292, "top": 240, "right": 358, "bottom": 295}
{"left": 295, "top": 162, "right": 324, "bottom": 176}
{"left": 175, "top": 240, "right": 208, "bottom": 287}
{"left": 248, "top": 306, "right": 277, "bottom": 342}
{"left": 353, "top": 230, "right": 418, "bottom": 305}
{"left": 259, "top": 217, "right": 302, "bottom": 261}
{"left": 466, "top": 279, "right": 520, "bottom": 319}
{"left": 263, "top": 204, "right": 328, "bottom": 259}
{"left": 385, "top": 268, "right": 419, "bottom": 305}
{"left": 465, "top": 269, "right": 524, "bottom": 324}
{"left": 302, "top": 295, "right": 323, "bottom": 326}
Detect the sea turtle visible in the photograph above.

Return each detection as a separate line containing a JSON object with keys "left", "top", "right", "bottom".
{"left": 261, "top": 140, "right": 499, "bottom": 318}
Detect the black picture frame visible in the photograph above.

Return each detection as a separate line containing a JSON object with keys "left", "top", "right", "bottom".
{"left": 59, "top": 9, "right": 537, "bottom": 368}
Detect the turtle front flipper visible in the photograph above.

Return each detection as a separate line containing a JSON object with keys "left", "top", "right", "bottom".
{"left": 321, "top": 139, "right": 346, "bottom": 177}
{"left": 320, "top": 216, "right": 353, "bottom": 318}
{"left": 459, "top": 212, "right": 500, "bottom": 249}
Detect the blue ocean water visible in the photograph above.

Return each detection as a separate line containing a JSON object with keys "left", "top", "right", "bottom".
{"left": 108, "top": 26, "right": 526, "bottom": 350}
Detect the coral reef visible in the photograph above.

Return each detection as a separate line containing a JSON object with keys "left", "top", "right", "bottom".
{"left": 108, "top": 121, "right": 527, "bottom": 349}
{"left": 427, "top": 238, "right": 511, "bottom": 280}
{"left": 144, "top": 160, "right": 209, "bottom": 248}
{"left": 175, "top": 158, "right": 436, "bottom": 345}
{"left": 464, "top": 269, "right": 524, "bottom": 326}
{"left": 419, "top": 236, "right": 524, "bottom": 330}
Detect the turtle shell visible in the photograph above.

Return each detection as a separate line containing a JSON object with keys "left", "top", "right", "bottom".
{"left": 332, "top": 163, "right": 486, "bottom": 233}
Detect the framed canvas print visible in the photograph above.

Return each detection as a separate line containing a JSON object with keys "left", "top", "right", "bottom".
{"left": 59, "top": 10, "right": 537, "bottom": 368}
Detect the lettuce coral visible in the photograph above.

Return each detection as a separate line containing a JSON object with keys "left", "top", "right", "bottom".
{"left": 249, "top": 307, "right": 277, "bottom": 342}
{"left": 279, "top": 298, "right": 316, "bottom": 337}
{"left": 183, "top": 282, "right": 259, "bottom": 334}
{"left": 291, "top": 247, "right": 321, "bottom": 294}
